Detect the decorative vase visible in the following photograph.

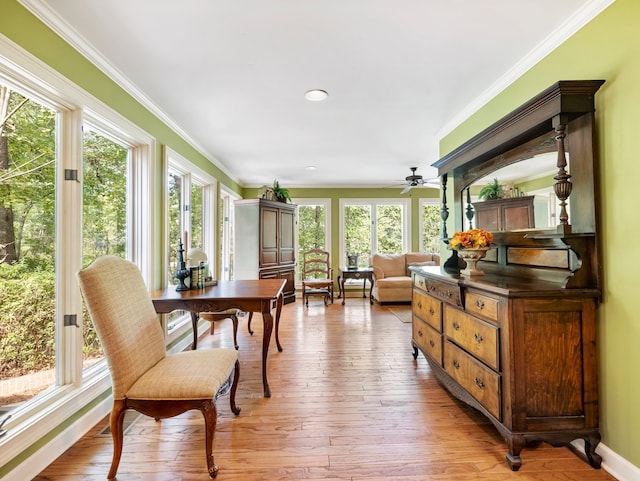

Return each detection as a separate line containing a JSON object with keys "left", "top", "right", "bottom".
{"left": 457, "top": 247, "right": 490, "bottom": 276}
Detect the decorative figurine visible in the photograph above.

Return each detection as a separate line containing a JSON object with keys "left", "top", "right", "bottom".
{"left": 174, "top": 241, "right": 190, "bottom": 291}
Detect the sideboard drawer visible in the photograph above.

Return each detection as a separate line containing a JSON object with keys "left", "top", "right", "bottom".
{"left": 413, "top": 273, "right": 428, "bottom": 293}
{"left": 424, "top": 278, "right": 462, "bottom": 308}
{"left": 465, "top": 291, "right": 499, "bottom": 322}
{"left": 444, "top": 341, "right": 501, "bottom": 420}
{"left": 444, "top": 305, "right": 499, "bottom": 371}
{"left": 413, "top": 317, "right": 442, "bottom": 366}
{"left": 413, "top": 290, "right": 442, "bottom": 331}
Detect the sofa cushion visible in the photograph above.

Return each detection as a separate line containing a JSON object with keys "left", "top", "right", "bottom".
{"left": 371, "top": 253, "right": 406, "bottom": 278}
{"left": 376, "top": 276, "right": 413, "bottom": 289}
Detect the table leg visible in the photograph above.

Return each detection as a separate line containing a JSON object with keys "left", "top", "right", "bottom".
{"left": 261, "top": 310, "right": 274, "bottom": 398}
{"left": 341, "top": 276, "right": 346, "bottom": 305}
{"left": 362, "top": 279, "right": 366, "bottom": 298}
{"left": 275, "top": 292, "right": 284, "bottom": 352}
{"left": 190, "top": 312, "right": 199, "bottom": 350}
{"left": 337, "top": 275, "right": 342, "bottom": 299}
{"left": 369, "top": 278, "right": 374, "bottom": 304}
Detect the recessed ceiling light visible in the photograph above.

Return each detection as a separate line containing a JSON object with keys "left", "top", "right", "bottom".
{"left": 305, "top": 166, "right": 317, "bottom": 171}
{"left": 305, "top": 89, "right": 328, "bottom": 101}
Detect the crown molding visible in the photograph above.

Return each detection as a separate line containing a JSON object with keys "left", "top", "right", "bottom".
{"left": 18, "top": 0, "right": 238, "bottom": 185}
{"left": 437, "top": 0, "right": 617, "bottom": 141}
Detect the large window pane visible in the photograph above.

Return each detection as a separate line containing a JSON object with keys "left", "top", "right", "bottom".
{"left": 190, "top": 183, "right": 203, "bottom": 250}
{"left": 0, "top": 85, "right": 56, "bottom": 408}
{"left": 82, "top": 129, "right": 128, "bottom": 366}
{"left": 421, "top": 202, "right": 441, "bottom": 253}
{"left": 297, "top": 204, "right": 327, "bottom": 280}
{"left": 344, "top": 204, "right": 371, "bottom": 268}
{"left": 376, "top": 204, "right": 403, "bottom": 254}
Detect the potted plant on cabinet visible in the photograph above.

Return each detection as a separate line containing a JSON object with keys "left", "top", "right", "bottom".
{"left": 271, "top": 179, "right": 291, "bottom": 203}
{"left": 478, "top": 178, "right": 504, "bottom": 200}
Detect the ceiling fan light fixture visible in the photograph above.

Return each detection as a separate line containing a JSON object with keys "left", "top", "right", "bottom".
{"left": 305, "top": 89, "right": 328, "bottom": 101}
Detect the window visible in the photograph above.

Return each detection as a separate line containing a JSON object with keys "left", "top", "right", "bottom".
{"left": 295, "top": 199, "right": 331, "bottom": 282}
{"left": 1, "top": 84, "right": 57, "bottom": 406}
{"left": 0, "top": 39, "right": 154, "bottom": 465}
{"left": 81, "top": 126, "right": 129, "bottom": 367}
{"left": 339, "top": 199, "right": 410, "bottom": 268}
{"left": 219, "top": 186, "right": 240, "bottom": 281}
{"left": 164, "top": 148, "right": 217, "bottom": 337}
{"left": 419, "top": 199, "right": 442, "bottom": 253}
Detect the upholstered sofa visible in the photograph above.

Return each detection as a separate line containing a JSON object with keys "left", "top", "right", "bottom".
{"left": 370, "top": 252, "right": 440, "bottom": 304}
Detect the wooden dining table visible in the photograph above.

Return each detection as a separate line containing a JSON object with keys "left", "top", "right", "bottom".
{"left": 150, "top": 279, "right": 286, "bottom": 397}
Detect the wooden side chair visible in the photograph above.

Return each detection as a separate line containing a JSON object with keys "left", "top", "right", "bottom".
{"left": 77, "top": 255, "right": 240, "bottom": 479}
{"left": 200, "top": 310, "right": 254, "bottom": 349}
{"left": 301, "top": 249, "right": 334, "bottom": 306}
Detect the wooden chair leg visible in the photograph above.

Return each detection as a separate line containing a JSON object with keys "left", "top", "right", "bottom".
{"left": 247, "top": 312, "right": 254, "bottom": 335}
{"left": 230, "top": 315, "right": 239, "bottom": 350}
{"left": 108, "top": 400, "right": 127, "bottom": 479}
{"left": 201, "top": 399, "right": 219, "bottom": 478}
{"left": 230, "top": 359, "right": 241, "bottom": 415}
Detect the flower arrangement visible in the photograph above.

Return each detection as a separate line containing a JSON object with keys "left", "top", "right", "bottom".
{"left": 449, "top": 228, "right": 493, "bottom": 250}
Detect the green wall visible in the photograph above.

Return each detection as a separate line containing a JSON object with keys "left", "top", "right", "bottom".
{"left": 440, "top": 0, "right": 640, "bottom": 468}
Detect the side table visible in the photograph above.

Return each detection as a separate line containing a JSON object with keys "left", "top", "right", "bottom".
{"left": 337, "top": 267, "right": 374, "bottom": 305}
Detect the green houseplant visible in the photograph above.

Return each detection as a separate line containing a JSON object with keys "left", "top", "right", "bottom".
{"left": 478, "top": 178, "right": 504, "bottom": 200}
{"left": 271, "top": 179, "right": 291, "bottom": 203}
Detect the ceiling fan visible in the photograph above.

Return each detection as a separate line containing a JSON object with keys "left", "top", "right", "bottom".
{"left": 398, "top": 167, "right": 440, "bottom": 194}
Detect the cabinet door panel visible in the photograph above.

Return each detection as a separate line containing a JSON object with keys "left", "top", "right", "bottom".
{"left": 260, "top": 207, "right": 278, "bottom": 266}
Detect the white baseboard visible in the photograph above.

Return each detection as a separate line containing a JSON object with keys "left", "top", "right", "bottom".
{"left": 599, "top": 442, "right": 640, "bottom": 481}
{"left": 3, "top": 397, "right": 111, "bottom": 481}
{"left": 571, "top": 439, "right": 640, "bottom": 481}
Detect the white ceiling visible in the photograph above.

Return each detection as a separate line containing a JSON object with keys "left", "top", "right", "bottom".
{"left": 23, "top": 0, "right": 610, "bottom": 189}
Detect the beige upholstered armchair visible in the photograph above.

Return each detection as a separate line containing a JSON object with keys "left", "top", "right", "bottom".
{"left": 77, "top": 255, "right": 240, "bottom": 479}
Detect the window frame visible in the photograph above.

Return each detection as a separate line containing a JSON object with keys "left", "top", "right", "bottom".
{"left": 163, "top": 147, "right": 217, "bottom": 342}
{"left": 0, "top": 36, "right": 155, "bottom": 470}
{"left": 418, "top": 197, "right": 442, "bottom": 253}
{"left": 293, "top": 198, "right": 332, "bottom": 285}
{"left": 338, "top": 198, "right": 410, "bottom": 268}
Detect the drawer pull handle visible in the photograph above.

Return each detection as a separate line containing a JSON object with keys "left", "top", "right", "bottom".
{"left": 452, "top": 322, "right": 460, "bottom": 330}
{"left": 417, "top": 301, "right": 422, "bottom": 309}
{"left": 452, "top": 360, "right": 460, "bottom": 369}
{"left": 445, "top": 290, "right": 452, "bottom": 298}
{"left": 474, "top": 333, "right": 484, "bottom": 343}
{"left": 429, "top": 307, "right": 435, "bottom": 315}
{"left": 419, "top": 280, "right": 425, "bottom": 287}
{"left": 429, "top": 339, "right": 435, "bottom": 347}
{"left": 475, "top": 299, "right": 485, "bottom": 309}
{"left": 417, "top": 329, "right": 423, "bottom": 338}
{"left": 474, "top": 377, "right": 485, "bottom": 389}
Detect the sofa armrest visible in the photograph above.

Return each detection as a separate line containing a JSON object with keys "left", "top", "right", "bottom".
{"left": 371, "top": 265, "right": 384, "bottom": 281}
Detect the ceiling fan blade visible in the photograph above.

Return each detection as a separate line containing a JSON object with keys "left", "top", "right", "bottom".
{"left": 400, "top": 185, "right": 412, "bottom": 194}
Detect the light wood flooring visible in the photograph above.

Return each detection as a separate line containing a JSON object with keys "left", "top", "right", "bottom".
{"left": 35, "top": 298, "right": 618, "bottom": 481}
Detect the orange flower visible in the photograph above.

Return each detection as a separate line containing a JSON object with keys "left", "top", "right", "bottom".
{"left": 450, "top": 229, "right": 493, "bottom": 250}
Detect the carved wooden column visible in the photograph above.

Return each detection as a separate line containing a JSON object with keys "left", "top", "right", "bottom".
{"left": 553, "top": 119, "right": 572, "bottom": 234}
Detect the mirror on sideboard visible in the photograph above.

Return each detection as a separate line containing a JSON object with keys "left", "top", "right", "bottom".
{"left": 463, "top": 143, "right": 563, "bottom": 232}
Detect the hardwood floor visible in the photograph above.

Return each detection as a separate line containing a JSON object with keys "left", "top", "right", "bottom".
{"left": 35, "top": 299, "right": 617, "bottom": 481}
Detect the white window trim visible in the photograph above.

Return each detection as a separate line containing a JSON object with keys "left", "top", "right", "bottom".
{"left": 419, "top": 197, "right": 441, "bottom": 252}
{"left": 0, "top": 34, "right": 155, "bottom": 476}
{"left": 163, "top": 147, "right": 217, "bottom": 343}
{"left": 292, "top": 198, "right": 332, "bottom": 286}
{"left": 338, "top": 198, "right": 410, "bottom": 267}
{"left": 220, "top": 185, "right": 241, "bottom": 281}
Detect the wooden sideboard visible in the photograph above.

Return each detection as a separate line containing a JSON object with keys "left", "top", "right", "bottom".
{"left": 411, "top": 266, "right": 601, "bottom": 471}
